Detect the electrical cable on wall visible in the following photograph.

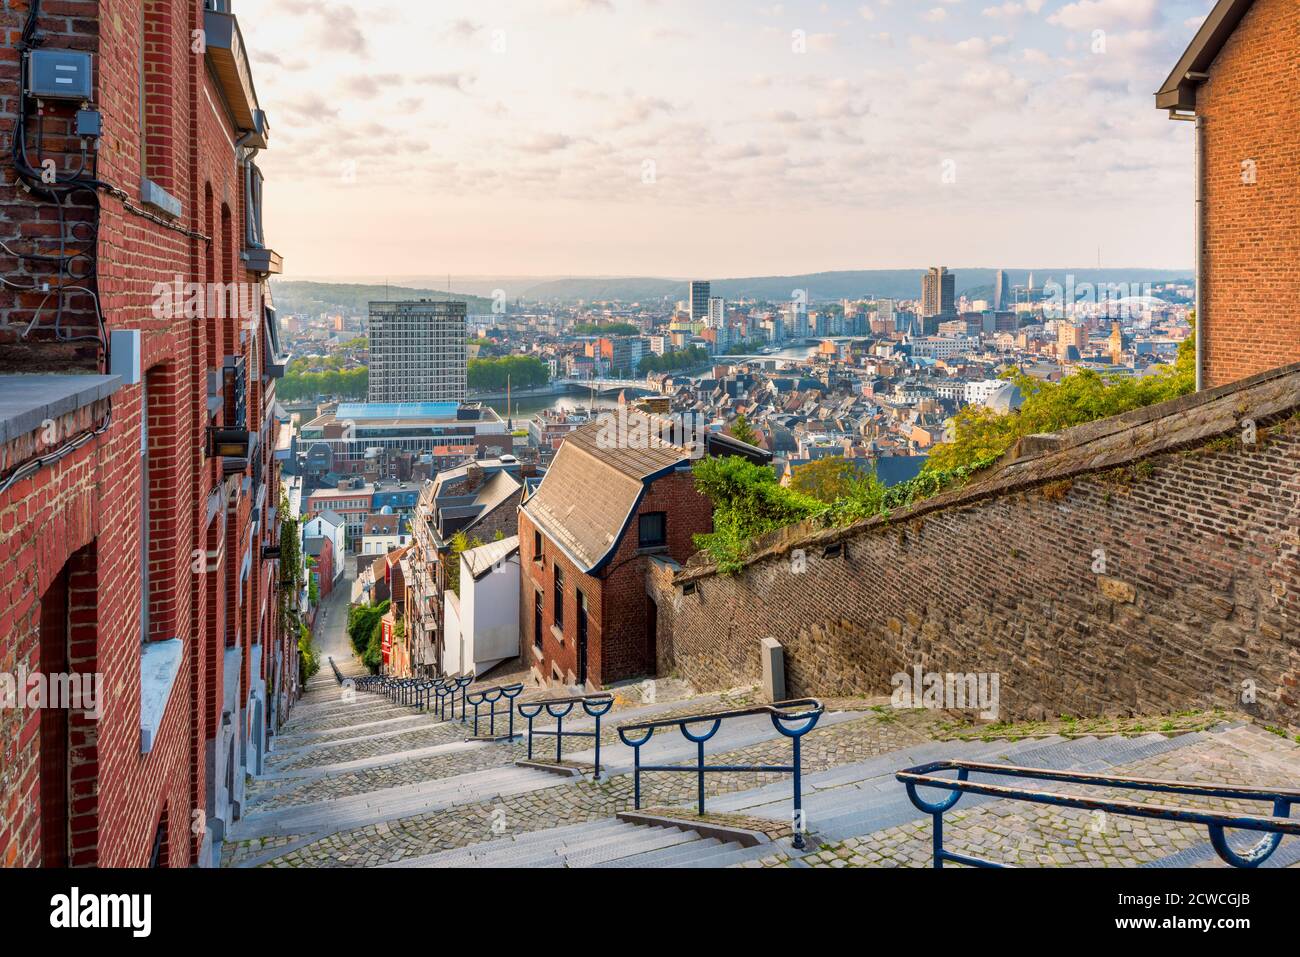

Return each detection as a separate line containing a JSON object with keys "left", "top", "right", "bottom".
{"left": 1, "top": 0, "right": 111, "bottom": 493}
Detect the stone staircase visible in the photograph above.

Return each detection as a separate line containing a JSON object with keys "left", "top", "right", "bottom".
{"left": 222, "top": 663, "right": 1300, "bottom": 869}
{"left": 384, "top": 818, "right": 771, "bottom": 869}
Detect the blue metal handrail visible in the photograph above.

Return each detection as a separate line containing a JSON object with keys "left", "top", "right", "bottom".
{"left": 413, "top": 677, "right": 446, "bottom": 711}
{"left": 517, "top": 693, "right": 615, "bottom": 780}
{"left": 434, "top": 674, "right": 475, "bottom": 722}
{"left": 393, "top": 678, "right": 420, "bottom": 706}
{"left": 616, "top": 698, "right": 824, "bottom": 850}
{"left": 897, "top": 760, "right": 1300, "bottom": 868}
{"left": 466, "top": 683, "right": 524, "bottom": 739}
{"left": 328, "top": 657, "right": 343, "bottom": 684}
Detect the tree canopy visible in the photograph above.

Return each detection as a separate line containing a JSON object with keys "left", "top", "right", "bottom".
{"left": 924, "top": 332, "right": 1195, "bottom": 473}
{"left": 467, "top": 355, "right": 550, "bottom": 392}
{"left": 728, "top": 413, "right": 759, "bottom": 446}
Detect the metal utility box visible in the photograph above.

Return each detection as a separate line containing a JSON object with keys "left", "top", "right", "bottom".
{"left": 28, "top": 49, "right": 93, "bottom": 100}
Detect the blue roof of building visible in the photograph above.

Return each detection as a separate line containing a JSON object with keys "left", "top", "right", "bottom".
{"left": 336, "top": 402, "right": 460, "bottom": 421}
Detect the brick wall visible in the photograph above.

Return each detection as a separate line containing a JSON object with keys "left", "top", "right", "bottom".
{"left": 651, "top": 381, "right": 1300, "bottom": 732}
{"left": 1198, "top": 0, "right": 1300, "bottom": 387}
{"left": 0, "top": 0, "right": 285, "bottom": 867}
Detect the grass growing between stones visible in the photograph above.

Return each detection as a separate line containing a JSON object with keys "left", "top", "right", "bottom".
{"left": 930, "top": 708, "right": 1230, "bottom": 742}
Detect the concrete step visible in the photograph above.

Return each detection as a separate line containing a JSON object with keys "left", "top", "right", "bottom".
{"left": 674, "top": 843, "right": 771, "bottom": 868}
{"left": 562, "top": 824, "right": 704, "bottom": 868}
{"left": 381, "top": 819, "right": 629, "bottom": 868}
{"left": 596, "top": 836, "right": 724, "bottom": 868}
{"left": 231, "top": 764, "right": 560, "bottom": 839}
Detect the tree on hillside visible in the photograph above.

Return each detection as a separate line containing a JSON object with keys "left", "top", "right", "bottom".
{"left": 790, "top": 456, "right": 878, "bottom": 504}
{"left": 728, "top": 413, "right": 759, "bottom": 446}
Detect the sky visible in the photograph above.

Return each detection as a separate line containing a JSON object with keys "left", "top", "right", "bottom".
{"left": 237, "top": 0, "right": 1218, "bottom": 280}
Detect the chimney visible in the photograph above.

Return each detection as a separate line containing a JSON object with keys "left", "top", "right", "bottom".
{"left": 464, "top": 462, "right": 485, "bottom": 493}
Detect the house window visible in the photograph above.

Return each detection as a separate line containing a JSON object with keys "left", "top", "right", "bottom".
{"left": 534, "top": 590, "right": 543, "bottom": 650}
{"left": 553, "top": 565, "right": 564, "bottom": 630}
{"left": 638, "top": 512, "right": 667, "bottom": 549}
{"left": 533, "top": 529, "right": 543, "bottom": 564}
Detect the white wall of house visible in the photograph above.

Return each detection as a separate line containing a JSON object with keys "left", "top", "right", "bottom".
{"left": 302, "top": 515, "right": 346, "bottom": 579}
{"left": 442, "top": 552, "right": 520, "bottom": 677}
{"left": 362, "top": 532, "right": 410, "bottom": 556}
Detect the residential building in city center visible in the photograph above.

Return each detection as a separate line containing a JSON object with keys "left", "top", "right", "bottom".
{"left": 368, "top": 300, "right": 468, "bottom": 403}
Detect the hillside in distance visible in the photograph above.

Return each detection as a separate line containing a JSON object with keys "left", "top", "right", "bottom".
{"left": 271, "top": 281, "right": 496, "bottom": 317}
{"left": 272, "top": 269, "right": 1194, "bottom": 315}
{"left": 520, "top": 269, "right": 1193, "bottom": 303}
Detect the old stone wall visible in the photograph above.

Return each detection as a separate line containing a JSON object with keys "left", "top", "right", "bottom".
{"left": 651, "top": 369, "right": 1300, "bottom": 731}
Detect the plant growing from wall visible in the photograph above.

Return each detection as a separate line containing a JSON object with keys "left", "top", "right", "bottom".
{"left": 444, "top": 531, "right": 486, "bottom": 597}
{"left": 693, "top": 452, "right": 1000, "bottom": 573}
{"left": 298, "top": 621, "right": 319, "bottom": 684}
{"left": 926, "top": 330, "right": 1195, "bottom": 473}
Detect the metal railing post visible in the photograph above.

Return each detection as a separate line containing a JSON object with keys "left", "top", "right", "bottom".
{"left": 897, "top": 761, "right": 1300, "bottom": 869}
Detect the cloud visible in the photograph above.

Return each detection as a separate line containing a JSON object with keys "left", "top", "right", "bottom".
{"left": 982, "top": 0, "right": 1045, "bottom": 18}
{"left": 1049, "top": 0, "right": 1161, "bottom": 30}
{"left": 446, "top": 19, "right": 482, "bottom": 38}
{"left": 280, "top": 1, "right": 368, "bottom": 54}
{"left": 520, "top": 133, "right": 576, "bottom": 154}
{"left": 413, "top": 73, "right": 474, "bottom": 93}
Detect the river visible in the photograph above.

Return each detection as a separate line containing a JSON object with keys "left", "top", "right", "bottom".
{"left": 483, "top": 341, "right": 823, "bottom": 420}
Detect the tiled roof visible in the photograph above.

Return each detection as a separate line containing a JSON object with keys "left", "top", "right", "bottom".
{"left": 364, "top": 513, "right": 399, "bottom": 536}
{"left": 464, "top": 535, "right": 521, "bottom": 581}
{"left": 522, "top": 412, "right": 690, "bottom": 572}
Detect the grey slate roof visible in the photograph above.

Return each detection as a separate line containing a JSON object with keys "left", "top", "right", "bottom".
{"left": 522, "top": 411, "right": 689, "bottom": 573}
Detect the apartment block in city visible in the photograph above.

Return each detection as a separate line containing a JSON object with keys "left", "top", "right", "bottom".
{"left": 920, "top": 267, "right": 956, "bottom": 336}
{"left": 688, "top": 281, "right": 711, "bottom": 323}
{"left": 368, "top": 300, "right": 468, "bottom": 402}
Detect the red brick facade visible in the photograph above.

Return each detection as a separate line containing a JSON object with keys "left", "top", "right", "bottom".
{"left": 0, "top": 0, "right": 287, "bottom": 867}
{"left": 1194, "top": 0, "right": 1300, "bottom": 387}
{"left": 519, "top": 469, "right": 713, "bottom": 688}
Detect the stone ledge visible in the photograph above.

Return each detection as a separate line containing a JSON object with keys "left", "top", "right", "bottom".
{"left": 0, "top": 374, "right": 121, "bottom": 446}
{"left": 617, "top": 809, "right": 773, "bottom": 847}
{"left": 141, "top": 638, "right": 184, "bottom": 753}
{"left": 515, "top": 759, "right": 584, "bottom": 777}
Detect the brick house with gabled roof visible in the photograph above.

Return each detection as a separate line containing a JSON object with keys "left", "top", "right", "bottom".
{"left": 1156, "top": 0, "right": 1300, "bottom": 389}
{"left": 518, "top": 410, "right": 769, "bottom": 688}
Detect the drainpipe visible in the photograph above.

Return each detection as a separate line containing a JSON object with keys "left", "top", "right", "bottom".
{"left": 1193, "top": 115, "right": 1205, "bottom": 392}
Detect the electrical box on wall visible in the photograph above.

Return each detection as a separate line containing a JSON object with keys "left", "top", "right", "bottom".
{"left": 110, "top": 330, "right": 142, "bottom": 386}
{"left": 27, "top": 49, "right": 93, "bottom": 100}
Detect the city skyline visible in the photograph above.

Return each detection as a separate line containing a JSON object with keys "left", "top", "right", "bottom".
{"left": 240, "top": 0, "right": 1216, "bottom": 278}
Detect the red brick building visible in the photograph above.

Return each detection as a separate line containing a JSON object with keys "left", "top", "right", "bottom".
{"left": 0, "top": 0, "right": 286, "bottom": 867}
{"left": 518, "top": 410, "right": 768, "bottom": 688}
{"left": 304, "top": 534, "right": 335, "bottom": 601}
{"left": 1157, "top": 0, "right": 1300, "bottom": 388}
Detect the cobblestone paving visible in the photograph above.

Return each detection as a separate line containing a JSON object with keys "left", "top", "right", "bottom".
{"left": 273, "top": 713, "right": 434, "bottom": 749}
{"left": 266, "top": 690, "right": 764, "bottom": 787}
{"left": 224, "top": 709, "right": 934, "bottom": 867}
{"left": 265, "top": 716, "right": 478, "bottom": 772}
{"left": 279, "top": 703, "right": 414, "bottom": 734}
{"left": 248, "top": 740, "right": 530, "bottom": 811}
{"left": 745, "top": 726, "right": 1300, "bottom": 868}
